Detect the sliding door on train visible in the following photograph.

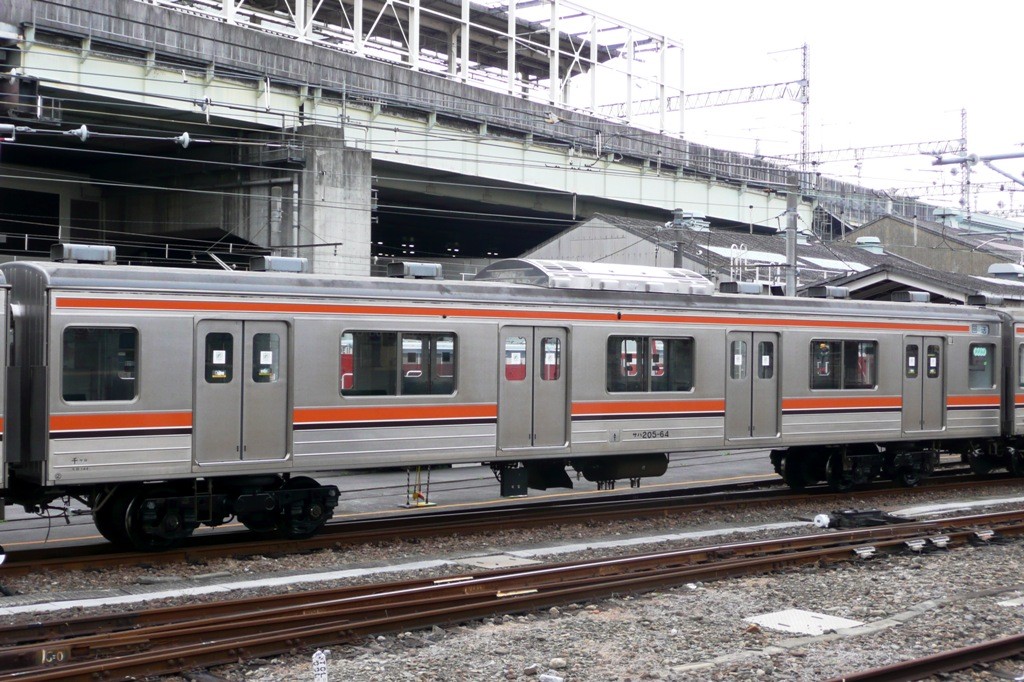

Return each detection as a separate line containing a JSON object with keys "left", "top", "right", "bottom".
{"left": 497, "top": 326, "right": 568, "bottom": 450}
{"left": 193, "top": 320, "right": 291, "bottom": 463}
{"left": 902, "top": 336, "right": 945, "bottom": 434}
{"left": 725, "top": 331, "right": 780, "bottom": 441}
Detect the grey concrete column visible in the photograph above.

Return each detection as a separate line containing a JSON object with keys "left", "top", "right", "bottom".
{"left": 296, "top": 125, "right": 372, "bottom": 276}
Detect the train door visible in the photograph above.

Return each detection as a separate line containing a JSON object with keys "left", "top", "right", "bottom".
{"left": 725, "top": 331, "right": 780, "bottom": 440}
{"left": 902, "top": 336, "right": 945, "bottom": 433}
{"left": 497, "top": 326, "right": 568, "bottom": 449}
{"left": 193, "top": 320, "right": 290, "bottom": 464}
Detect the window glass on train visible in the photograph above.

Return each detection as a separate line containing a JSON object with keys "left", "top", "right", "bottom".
{"left": 926, "top": 344, "right": 941, "bottom": 379}
{"left": 402, "top": 333, "right": 456, "bottom": 395}
{"left": 757, "top": 341, "right": 775, "bottom": 380}
{"left": 607, "top": 336, "right": 694, "bottom": 392}
{"left": 968, "top": 343, "right": 996, "bottom": 389}
{"left": 844, "top": 341, "right": 877, "bottom": 389}
{"left": 340, "top": 331, "right": 456, "bottom": 396}
{"left": 905, "top": 344, "right": 919, "bottom": 379}
{"left": 1019, "top": 344, "right": 1024, "bottom": 388}
{"left": 505, "top": 336, "right": 527, "bottom": 381}
{"left": 730, "top": 340, "right": 748, "bottom": 381}
{"left": 204, "top": 333, "right": 233, "bottom": 383}
{"left": 810, "top": 340, "right": 877, "bottom": 390}
{"left": 62, "top": 327, "right": 138, "bottom": 402}
{"left": 252, "top": 333, "right": 280, "bottom": 383}
{"left": 811, "top": 341, "right": 841, "bottom": 389}
{"left": 541, "top": 337, "right": 561, "bottom": 381}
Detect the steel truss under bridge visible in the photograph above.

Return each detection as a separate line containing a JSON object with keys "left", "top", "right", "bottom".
{"left": 140, "top": 0, "right": 685, "bottom": 125}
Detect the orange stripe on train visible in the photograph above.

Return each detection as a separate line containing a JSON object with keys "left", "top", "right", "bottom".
{"left": 294, "top": 404, "right": 498, "bottom": 424}
{"left": 50, "top": 411, "right": 193, "bottom": 432}
{"left": 782, "top": 396, "right": 903, "bottom": 411}
{"left": 947, "top": 395, "right": 1002, "bottom": 408}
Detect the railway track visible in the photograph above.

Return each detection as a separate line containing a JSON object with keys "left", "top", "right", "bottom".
{"left": 827, "top": 631, "right": 1024, "bottom": 681}
{"left": 1, "top": 508, "right": 1023, "bottom": 681}
{"left": 0, "top": 471, "right": 1013, "bottom": 577}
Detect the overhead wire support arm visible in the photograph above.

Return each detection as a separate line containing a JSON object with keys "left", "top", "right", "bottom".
{"left": 932, "top": 150, "right": 1024, "bottom": 190}
{"left": 775, "top": 139, "right": 964, "bottom": 166}
{"left": 597, "top": 79, "right": 807, "bottom": 119}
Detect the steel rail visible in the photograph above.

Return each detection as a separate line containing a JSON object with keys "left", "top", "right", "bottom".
{"left": 2, "top": 509, "right": 1024, "bottom": 681}
{"left": 2, "top": 500, "right": 1019, "bottom": 649}
{"left": 826, "top": 632, "right": 1024, "bottom": 681}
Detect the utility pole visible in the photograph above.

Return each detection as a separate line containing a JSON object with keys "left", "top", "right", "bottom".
{"left": 800, "top": 43, "right": 810, "bottom": 173}
{"left": 786, "top": 174, "right": 799, "bottom": 295}
{"left": 959, "top": 108, "right": 970, "bottom": 216}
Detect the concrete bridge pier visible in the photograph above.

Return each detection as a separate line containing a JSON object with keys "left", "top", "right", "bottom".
{"left": 293, "top": 125, "right": 372, "bottom": 277}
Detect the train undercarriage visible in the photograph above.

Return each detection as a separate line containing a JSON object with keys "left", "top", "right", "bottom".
{"left": 770, "top": 438, "right": 1024, "bottom": 492}
{"left": 10, "top": 474, "right": 339, "bottom": 550}
{"left": 491, "top": 453, "right": 671, "bottom": 494}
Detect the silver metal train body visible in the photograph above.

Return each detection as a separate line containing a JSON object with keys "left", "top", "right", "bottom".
{"left": 0, "top": 253, "right": 1021, "bottom": 548}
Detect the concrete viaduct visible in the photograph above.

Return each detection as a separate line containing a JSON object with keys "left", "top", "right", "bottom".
{"left": 0, "top": 0, "right": 879, "bottom": 275}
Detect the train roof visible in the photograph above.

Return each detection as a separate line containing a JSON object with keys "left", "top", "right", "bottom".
{"left": 0, "top": 258, "right": 1005, "bottom": 323}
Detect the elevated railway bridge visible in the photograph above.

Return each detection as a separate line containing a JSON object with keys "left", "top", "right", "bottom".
{"left": 0, "top": 0, "right": 907, "bottom": 275}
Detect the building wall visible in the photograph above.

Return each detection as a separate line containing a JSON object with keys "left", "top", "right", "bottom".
{"left": 844, "top": 217, "right": 1007, "bottom": 276}
{"left": 525, "top": 218, "right": 677, "bottom": 268}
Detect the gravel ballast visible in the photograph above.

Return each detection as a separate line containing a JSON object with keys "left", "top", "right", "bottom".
{"left": 4, "top": 486, "right": 1024, "bottom": 681}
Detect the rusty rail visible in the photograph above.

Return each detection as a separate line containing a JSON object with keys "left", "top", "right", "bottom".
{"left": 2, "top": 508, "right": 1024, "bottom": 681}
{"left": 827, "top": 632, "right": 1024, "bottom": 681}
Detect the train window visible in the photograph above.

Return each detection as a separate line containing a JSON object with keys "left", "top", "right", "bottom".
{"left": 650, "top": 339, "right": 665, "bottom": 378}
{"left": 608, "top": 336, "right": 693, "bottom": 392}
{"left": 505, "top": 336, "right": 527, "bottom": 381}
{"left": 204, "top": 333, "right": 233, "bottom": 383}
{"left": 730, "top": 340, "right": 748, "bottom": 380}
{"left": 810, "top": 340, "right": 877, "bottom": 390}
{"left": 340, "top": 331, "right": 398, "bottom": 396}
{"left": 757, "top": 341, "right": 774, "bottom": 380}
{"left": 402, "top": 333, "right": 456, "bottom": 395}
{"left": 541, "top": 337, "right": 561, "bottom": 381}
{"left": 430, "top": 334, "right": 456, "bottom": 394}
{"left": 905, "top": 344, "right": 919, "bottom": 379}
{"left": 844, "top": 341, "right": 877, "bottom": 389}
{"left": 62, "top": 327, "right": 138, "bottom": 402}
{"left": 968, "top": 343, "right": 995, "bottom": 389}
{"left": 651, "top": 338, "right": 694, "bottom": 392}
{"left": 252, "top": 333, "right": 280, "bottom": 383}
{"left": 1019, "top": 345, "right": 1024, "bottom": 388}
{"left": 811, "top": 341, "right": 840, "bottom": 389}
{"left": 926, "top": 344, "right": 941, "bottom": 379}
{"left": 341, "top": 331, "right": 456, "bottom": 396}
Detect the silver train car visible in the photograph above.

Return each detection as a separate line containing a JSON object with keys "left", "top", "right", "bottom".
{"left": 0, "top": 247, "right": 1021, "bottom": 548}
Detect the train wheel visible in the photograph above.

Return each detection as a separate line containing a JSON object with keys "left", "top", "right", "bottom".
{"left": 92, "top": 486, "right": 135, "bottom": 546}
{"left": 279, "top": 476, "right": 331, "bottom": 539}
{"left": 825, "top": 453, "right": 854, "bottom": 492}
{"left": 780, "top": 451, "right": 808, "bottom": 490}
{"left": 124, "top": 486, "right": 192, "bottom": 551}
{"left": 896, "top": 469, "right": 922, "bottom": 487}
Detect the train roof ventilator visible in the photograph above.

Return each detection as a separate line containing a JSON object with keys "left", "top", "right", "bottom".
{"left": 50, "top": 243, "right": 117, "bottom": 264}
{"left": 250, "top": 256, "right": 309, "bottom": 273}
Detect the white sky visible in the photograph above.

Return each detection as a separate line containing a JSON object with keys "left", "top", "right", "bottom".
{"left": 576, "top": 0, "right": 1024, "bottom": 215}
